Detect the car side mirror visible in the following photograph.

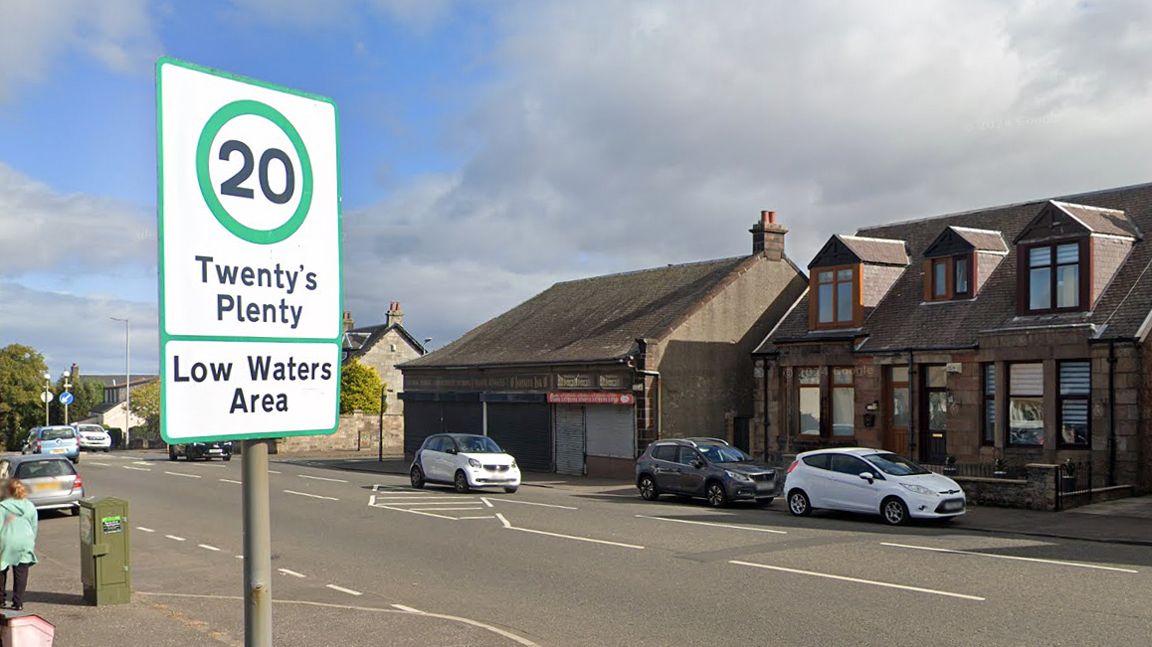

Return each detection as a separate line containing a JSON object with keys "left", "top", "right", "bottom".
{"left": 859, "top": 472, "right": 875, "bottom": 484}
{"left": 446, "top": 447, "right": 457, "bottom": 455}
{"left": 691, "top": 460, "right": 704, "bottom": 470}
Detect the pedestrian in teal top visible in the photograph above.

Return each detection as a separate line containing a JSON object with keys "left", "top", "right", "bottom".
{"left": 1, "top": 479, "right": 39, "bottom": 611}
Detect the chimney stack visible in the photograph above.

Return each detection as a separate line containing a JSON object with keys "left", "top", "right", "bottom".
{"left": 386, "top": 301, "right": 404, "bottom": 327}
{"left": 342, "top": 311, "right": 355, "bottom": 332}
{"left": 750, "top": 210, "right": 788, "bottom": 261}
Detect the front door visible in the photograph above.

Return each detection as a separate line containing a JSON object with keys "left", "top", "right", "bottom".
{"left": 920, "top": 366, "right": 948, "bottom": 463}
{"left": 884, "top": 366, "right": 910, "bottom": 456}
{"left": 675, "top": 446, "right": 707, "bottom": 496}
{"left": 825, "top": 454, "right": 883, "bottom": 512}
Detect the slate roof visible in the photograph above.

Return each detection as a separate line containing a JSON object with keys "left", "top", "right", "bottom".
{"left": 403, "top": 256, "right": 762, "bottom": 368}
{"left": 1051, "top": 201, "right": 1142, "bottom": 238}
{"left": 949, "top": 226, "right": 1009, "bottom": 253}
{"left": 759, "top": 182, "right": 1152, "bottom": 353}
{"left": 342, "top": 323, "right": 426, "bottom": 364}
{"left": 836, "top": 235, "right": 909, "bottom": 266}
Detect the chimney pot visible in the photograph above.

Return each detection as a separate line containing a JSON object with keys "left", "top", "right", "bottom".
{"left": 751, "top": 209, "right": 787, "bottom": 259}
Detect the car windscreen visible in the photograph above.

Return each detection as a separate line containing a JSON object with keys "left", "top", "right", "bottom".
{"left": 698, "top": 445, "right": 754, "bottom": 463}
{"left": 15, "top": 459, "right": 76, "bottom": 479}
{"left": 455, "top": 436, "right": 504, "bottom": 454}
{"left": 77, "top": 426, "right": 104, "bottom": 434}
{"left": 40, "top": 428, "right": 76, "bottom": 440}
{"left": 865, "top": 453, "right": 931, "bottom": 476}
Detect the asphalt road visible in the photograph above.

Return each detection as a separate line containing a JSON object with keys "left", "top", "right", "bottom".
{"left": 44, "top": 450, "right": 1152, "bottom": 646}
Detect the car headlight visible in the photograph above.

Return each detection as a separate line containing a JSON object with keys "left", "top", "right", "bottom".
{"left": 468, "top": 458, "right": 482, "bottom": 468}
{"left": 725, "top": 470, "right": 753, "bottom": 482}
{"left": 900, "top": 483, "right": 937, "bottom": 496}
{"left": 511, "top": 459, "right": 518, "bottom": 469}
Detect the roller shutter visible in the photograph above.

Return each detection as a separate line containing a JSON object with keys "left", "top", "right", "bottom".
{"left": 584, "top": 405, "right": 635, "bottom": 460}
{"left": 488, "top": 403, "right": 552, "bottom": 472}
{"left": 554, "top": 405, "right": 585, "bottom": 476}
{"left": 403, "top": 401, "right": 484, "bottom": 456}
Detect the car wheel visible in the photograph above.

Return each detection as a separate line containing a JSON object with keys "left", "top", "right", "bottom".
{"left": 882, "top": 497, "right": 909, "bottom": 526}
{"left": 705, "top": 481, "right": 729, "bottom": 508}
{"left": 104, "top": 448, "right": 111, "bottom": 453}
{"left": 637, "top": 475, "right": 660, "bottom": 501}
{"left": 503, "top": 486, "right": 518, "bottom": 494}
{"left": 72, "top": 455, "right": 79, "bottom": 465}
{"left": 168, "top": 447, "right": 177, "bottom": 461}
{"left": 788, "top": 489, "right": 812, "bottom": 516}
{"left": 756, "top": 497, "right": 775, "bottom": 506}
{"left": 70, "top": 505, "right": 80, "bottom": 516}
{"left": 454, "top": 470, "right": 470, "bottom": 493}
{"left": 223, "top": 455, "right": 231, "bottom": 462}
{"left": 410, "top": 465, "right": 426, "bottom": 489}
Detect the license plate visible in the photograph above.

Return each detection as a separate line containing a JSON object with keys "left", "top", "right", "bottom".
{"left": 31, "top": 482, "right": 61, "bottom": 491}
{"left": 208, "top": 449, "right": 222, "bottom": 453}
{"left": 942, "top": 501, "right": 963, "bottom": 512}
{"left": 51, "top": 449, "right": 67, "bottom": 454}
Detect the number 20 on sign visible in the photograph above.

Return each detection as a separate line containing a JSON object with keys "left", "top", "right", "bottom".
{"left": 156, "top": 58, "right": 342, "bottom": 444}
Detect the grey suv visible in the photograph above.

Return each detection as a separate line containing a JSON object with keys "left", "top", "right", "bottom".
{"left": 635, "top": 439, "right": 777, "bottom": 507}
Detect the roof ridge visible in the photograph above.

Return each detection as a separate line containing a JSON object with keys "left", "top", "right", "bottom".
{"left": 552, "top": 255, "right": 746, "bottom": 286}
{"left": 1049, "top": 199, "right": 1127, "bottom": 214}
{"left": 837, "top": 234, "right": 906, "bottom": 244}
{"left": 858, "top": 181, "right": 1152, "bottom": 232}
{"left": 948, "top": 225, "right": 1003, "bottom": 234}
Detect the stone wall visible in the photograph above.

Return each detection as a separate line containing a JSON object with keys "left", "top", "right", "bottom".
{"left": 953, "top": 464, "right": 1059, "bottom": 511}
{"left": 275, "top": 411, "right": 403, "bottom": 454}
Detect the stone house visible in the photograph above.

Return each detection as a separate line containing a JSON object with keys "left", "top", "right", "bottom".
{"left": 400, "top": 211, "right": 808, "bottom": 477}
{"left": 341, "top": 302, "right": 426, "bottom": 446}
{"left": 754, "top": 183, "right": 1152, "bottom": 494}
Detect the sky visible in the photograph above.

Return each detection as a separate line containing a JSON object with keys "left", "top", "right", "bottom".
{"left": 3, "top": 0, "right": 1152, "bottom": 377}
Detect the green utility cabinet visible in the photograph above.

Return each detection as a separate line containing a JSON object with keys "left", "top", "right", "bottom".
{"left": 79, "top": 497, "right": 131, "bottom": 606}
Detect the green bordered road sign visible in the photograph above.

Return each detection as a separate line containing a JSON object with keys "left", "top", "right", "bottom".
{"left": 157, "top": 57, "right": 342, "bottom": 443}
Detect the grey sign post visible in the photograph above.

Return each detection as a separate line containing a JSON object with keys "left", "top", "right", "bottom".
{"left": 156, "top": 57, "right": 342, "bottom": 646}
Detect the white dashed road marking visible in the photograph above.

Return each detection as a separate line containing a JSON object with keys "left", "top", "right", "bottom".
{"left": 220, "top": 478, "right": 242, "bottom": 484}
{"left": 165, "top": 535, "right": 186, "bottom": 542}
{"left": 165, "top": 471, "right": 201, "bottom": 479}
{"left": 326, "top": 584, "right": 362, "bottom": 596}
{"left": 480, "top": 497, "right": 577, "bottom": 510}
{"left": 392, "top": 604, "right": 424, "bottom": 614}
{"left": 284, "top": 490, "right": 339, "bottom": 501}
{"left": 89, "top": 461, "right": 111, "bottom": 467}
{"left": 880, "top": 542, "right": 1140, "bottom": 573}
{"left": 635, "top": 515, "right": 788, "bottom": 534}
{"left": 198, "top": 544, "right": 221, "bottom": 552}
{"left": 137, "top": 527, "right": 155, "bottom": 533}
{"left": 729, "top": 560, "right": 985, "bottom": 601}
{"left": 299, "top": 475, "right": 348, "bottom": 483}
{"left": 123, "top": 466, "right": 151, "bottom": 472}
{"left": 278, "top": 569, "right": 306, "bottom": 578}
{"left": 268, "top": 470, "right": 282, "bottom": 474}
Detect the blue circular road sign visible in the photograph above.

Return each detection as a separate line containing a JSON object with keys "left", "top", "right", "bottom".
{"left": 60, "top": 392, "right": 74, "bottom": 406}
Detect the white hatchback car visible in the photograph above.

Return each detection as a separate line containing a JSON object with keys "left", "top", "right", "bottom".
{"left": 784, "top": 447, "right": 966, "bottom": 525}
{"left": 410, "top": 433, "right": 521, "bottom": 493}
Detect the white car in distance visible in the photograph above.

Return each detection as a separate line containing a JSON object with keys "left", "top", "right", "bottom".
{"left": 73, "top": 424, "right": 113, "bottom": 452}
{"left": 784, "top": 447, "right": 966, "bottom": 525}
{"left": 410, "top": 433, "right": 521, "bottom": 494}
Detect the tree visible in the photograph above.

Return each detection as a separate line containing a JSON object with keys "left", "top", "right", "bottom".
{"left": 0, "top": 344, "right": 50, "bottom": 450}
{"left": 128, "top": 380, "right": 162, "bottom": 440}
{"left": 340, "top": 360, "right": 384, "bottom": 414}
{"left": 50, "top": 372, "right": 104, "bottom": 425}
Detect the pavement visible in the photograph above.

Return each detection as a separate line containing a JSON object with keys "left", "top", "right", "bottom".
{"left": 278, "top": 453, "right": 1152, "bottom": 546}
{"left": 9, "top": 448, "right": 1152, "bottom": 646}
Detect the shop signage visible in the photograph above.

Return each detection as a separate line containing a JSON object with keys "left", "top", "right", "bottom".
{"left": 547, "top": 392, "right": 635, "bottom": 405}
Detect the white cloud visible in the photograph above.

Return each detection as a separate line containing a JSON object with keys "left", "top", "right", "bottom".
{"left": 339, "top": 0, "right": 1152, "bottom": 349}
{"left": 0, "top": 162, "right": 156, "bottom": 276}
{"left": 0, "top": 0, "right": 160, "bottom": 103}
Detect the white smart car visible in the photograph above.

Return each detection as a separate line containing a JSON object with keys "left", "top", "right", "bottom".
{"left": 784, "top": 447, "right": 965, "bottom": 525}
{"left": 410, "top": 433, "right": 521, "bottom": 494}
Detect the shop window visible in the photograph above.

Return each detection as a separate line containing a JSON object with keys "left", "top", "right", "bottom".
{"left": 982, "top": 364, "right": 996, "bottom": 446}
{"left": 1008, "top": 363, "right": 1044, "bottom": 446}
{"left": 1058, "top": 361, "right": 1090, "bottom": 447}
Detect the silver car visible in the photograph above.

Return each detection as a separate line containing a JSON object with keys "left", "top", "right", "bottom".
{"left": 0, "top": 455, "right": 85, "bottom": 514}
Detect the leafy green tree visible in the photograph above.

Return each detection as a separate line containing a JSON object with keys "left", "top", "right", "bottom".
{"left": 0, "top": 344, "right": 50, "bottom": 449}
{"left": 128, "top": 380, "right": 162, "bottom": 440}
{"left": 340, "top": 360, "right": 384, "bottom": 414}
{"left": 49, "top": 372, "right": 104, "bottom": 425}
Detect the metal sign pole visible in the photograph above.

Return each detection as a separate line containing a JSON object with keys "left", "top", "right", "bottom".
{"left": 242, "top": 439, "right": 273, "bottom": 646}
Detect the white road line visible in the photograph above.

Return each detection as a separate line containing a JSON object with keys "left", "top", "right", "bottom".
{"left": 635, "top": 515, "right": 788, "bottom": 534}
{"left": 459, "top": 516, "right": 497, "bottom": 520}
{"left": 220, "top": 478, "right": 242, "bottom": 484}
{"left": 300, "top": 475, "right": 348, "bottom": 483}
{"left": 481, "top": 497, "right": 577, "bottom": 510}
{"left": 268, "top": 470, "right": 282, "bottom": 474}
{"left": 326, "top": 584, "right": 362, "bottom": 596}
{"left": 198, "top": 544, "right": 221, "bottom": 552}
{"left": 137, "top": 527, "right": 155, "bottom": 533}
{"left": 374, "top": 505, "right": 459, "bottom": 520}
{"left": 729, "top": 560, "right": 985, "bottom": 601}
{"left": 372, "top": 496, "right": 468, "bottom": 501}
{"left": 880, "top": 542, "right": 1140, "bottom": 574}
{"left": 283, "top": 490, "right": 339, "bottom": 501}
{"left": 494, "top": 513, "right": 643, "bottom": 550}
{"left": 165, "top": 471, "right": 201, "bottom": 479}
{"left": 405, "top": 507, "right": 485, "bottom": 512}
{"left": 496, "top": 513, "right": 512, "bottom": 528}
{"left": 165, "top": 535, "right": 186, "bottom": 542}
{"left": 235, "top": 555, "right": 244, "bottom": 560}
{"left": 278, "top": 569, "right": 306, "bottom": 578}
{"left": 88, "top": 461, "right": 111, "bottom": 466}
{"left": 133, "top": 461, "right": 151, "bottom": 466}
{"left": 123, "top": 466, "right": 151, "bottom": 472}
{"left": 392, "top": 604, "right": 424, "bottom": 614}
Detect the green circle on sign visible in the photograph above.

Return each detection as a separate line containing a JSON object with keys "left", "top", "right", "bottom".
{"left": 196, "top": 100, "right": 313, "bottom": 245}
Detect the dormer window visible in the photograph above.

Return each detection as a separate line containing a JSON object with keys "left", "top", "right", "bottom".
{"left": 923, "top": 226, "right": 1005, "bottom": 302}
{"left": 807, "top": 234, "right": 907, "bottom": 331}
{"left": 1026, "top": 242, "right": 1082, "bottom": 312}
{"left": 815, "top": 267, "right": 855, "bottom": 326}
{"left": 928, "top": 253, "right": 974, "bottom": 301}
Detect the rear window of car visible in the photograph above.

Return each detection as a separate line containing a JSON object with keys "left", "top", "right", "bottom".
{"left": 801, "top": 454, "right": 831, "bottom": 470}
{"left": 40, "top": 428, "right": 76, "bottom": 440}
{"left": 15, "top": 460, "right": 76, "bottom": 479}
{"left": 651, "top": 445, "right": 677, "bottom": 461}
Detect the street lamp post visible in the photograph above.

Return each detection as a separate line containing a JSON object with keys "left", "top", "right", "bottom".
{"left": 62, "top": 371, "right": 72, "bottom": 425}
{"left": 111, "top": 317, "right": 130, "bottom": 449}
{"left": 43, "top": 373, "right": 52, "bottom": 426}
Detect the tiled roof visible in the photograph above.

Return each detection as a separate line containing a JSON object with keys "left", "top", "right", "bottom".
{"left": 342, "top": 323, "right": 426, "bottom": 364}
{"left": 759, "top": 183, "right": 1152, "bottom": 353}
{"left": 402, "top": 256, "right": 764, "bottom": 368}
{"left": 1051, "top": 201, "right": 1142, "bottom": 239}
{"left": 837, "top": 235, "right": 909, "bottom": 266}
{"left": 949, "top": 226, "right": 1009, "bottom": 253}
